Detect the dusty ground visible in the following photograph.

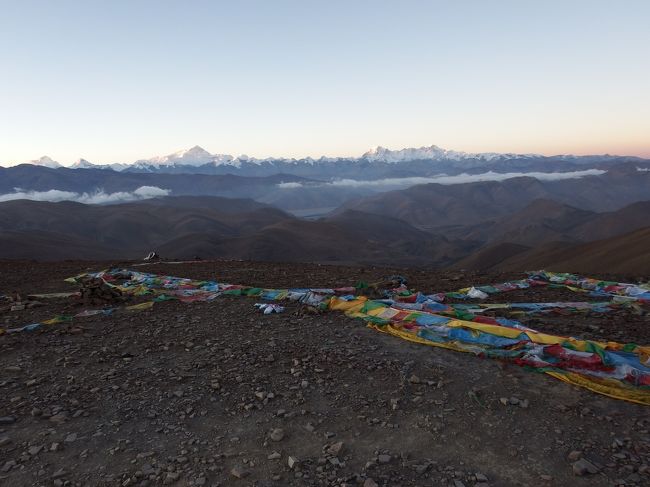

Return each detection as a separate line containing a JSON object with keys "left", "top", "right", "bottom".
{"left": 0, "top": 260, "right": 649, "bottom": 487}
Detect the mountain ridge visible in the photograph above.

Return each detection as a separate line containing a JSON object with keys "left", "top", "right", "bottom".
{"left": 8, "top": 145, "right": 650, "bottom": 175}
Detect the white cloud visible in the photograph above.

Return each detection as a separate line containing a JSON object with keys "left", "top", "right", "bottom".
{"left": 133, "top": 186, "right": 171, "bottom": 198}
{"left": 0, "top": 186, "right": 171, "bottom": 204}
{"left": 637, "top": 167, "right": 650, "bottom": 172}
{"left": 0, "top": 189, "right": 78, "bottom": 202}
{"left": 276, "top": 182, "right": 303, "bottom": 189}
{"left": 276, "top": 169, "right": 606, "bottom": 189}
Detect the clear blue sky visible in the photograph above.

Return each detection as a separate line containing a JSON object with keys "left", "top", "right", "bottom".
{"left": 1, "top": 0, "right": 649, "bottom": 165}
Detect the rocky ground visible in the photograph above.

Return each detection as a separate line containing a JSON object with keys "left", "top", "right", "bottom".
{"left": 0, "top": 260, "right": 649, "bottom": 487}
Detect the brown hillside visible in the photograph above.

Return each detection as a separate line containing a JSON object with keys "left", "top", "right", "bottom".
{"left": 450, "top": 242, "right": 532, "bottom": 271}
{"left": 498, "top": 227, "right": 650, "bottom": 275}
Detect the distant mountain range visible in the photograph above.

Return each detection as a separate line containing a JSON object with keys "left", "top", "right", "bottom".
{"left": 2, "top": 145, "right": 649, "bottom": 273}
{"left": 12, "top": 145, "right": 650, "bottom": 180}
{"left": 1, "top": 191, "right": 649, "bottom": 273}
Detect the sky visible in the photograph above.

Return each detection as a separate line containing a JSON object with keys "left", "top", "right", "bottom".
{"left": 1, "top": 0, "right": 649, "bottom": 166}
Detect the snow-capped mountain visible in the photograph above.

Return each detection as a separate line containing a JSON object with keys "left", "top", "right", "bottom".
{"left": 69, "top": 158, "right": 95, "bottom": 169}
{"left": 361, "top": 145, "right": 537, "bottom": 163}
{"left": 15, "top": 145, "right": 648, "bottom": 181}
{"left": 68, "top": 158, "right": 129, "bottom": 171}
{"left": 29, "top": 156, "right": 62, "bottom": 168}
{"left": 123, "top": 144, "right": 542, "bottom": 173}
{"left": 116, "top": 145, "right": 642, "bottom": 179}
{"left": 132, "top": 145, "right": 237, "bottom": 169}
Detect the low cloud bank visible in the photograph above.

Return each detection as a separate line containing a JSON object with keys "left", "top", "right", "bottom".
{"left": 0, "top": 186, "right": 170, "bottom": 204}
{"left": 276, "top": 182, "right": 304, "bottom": 189}
{"left": 277, "top": 169, "right": 606, "bottom": 189}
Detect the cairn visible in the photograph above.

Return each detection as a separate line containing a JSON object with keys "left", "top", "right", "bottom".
{"left": 78, "top": 276, "right": 126, "bottom": 305}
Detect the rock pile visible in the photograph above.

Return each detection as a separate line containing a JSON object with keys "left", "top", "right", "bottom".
{"left": 0, "top": 292, "right": 43, "bottom": 313}
{"left": 77, "top": 277, "right": 126, "bottom": 305}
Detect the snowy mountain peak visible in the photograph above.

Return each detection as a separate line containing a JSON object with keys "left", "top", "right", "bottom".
{"left": 361, "top": 145, "right": 539, "bottom": 163}
{"left": 362, "top": 145, "right": 450, "bottom": 163}
{"left": 70, "top": 158, "right": 95, "bottom": 169}
{"left": 29, "top": 156, "right": 62, "bottom": 168}
{"left": 16, "top": 144, "right": 556, "bottom": 172}
{"left": 138, "top": 145, "right": 233, "bottom": 168}
{"left": 178, "top": 145, "right": 211, "bottom": 159}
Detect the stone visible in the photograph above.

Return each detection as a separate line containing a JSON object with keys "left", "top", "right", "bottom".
{"left": 65, "top": 433, "right": 78, "bottom": 443}
{"left": 0, "top": 416, "right": 16, "bottom": 424}
{"left": 270, "top": 428, "right": 285, "bottom": 441}
{"left": 568, "top": 450, "right": 582, "bottom": 461}
{"left": 408, "top": 374, "right": 421, "bottom": 384}
{"left": 363, "top": 479, "right": 379, "bottom": 487}
{"left": 230, "top": 467, "right": 249, "bottom": 479}
{"left": 267, "top": 452, "right": 281, "bottom": 460}
{"left": 164, "top": 471, "right": 180, "bottom": 484}
{"left": 327, "top": 441, "right": 344, "bottom": 456}
{"left": 377, "top": 454, "right": 391, "bottom": 464}
{"left": 475, "top": 472, "right": 488, "bottom": 482}
{"left": 49, "top": 412, "right": 68, "bottom": 424}
{"left": 0, "top": 436, "right": 11, "bottom": 447}
{"left": 52, "top": 469, "right": 67, "bottom": 479}
{"left": 328, "top": 457, "right": 341, "bottom": 466}
{"left": 572, "top": 458, "right": 599, "bottom": 476}
{"left": 287, "top": 456, "right": 299, "bottom": 469}
{"left": 28, "top": 445, "right": 43, "bottom": 455}
{"left": 1, "top": 461, "right": 16, "bottom": 473}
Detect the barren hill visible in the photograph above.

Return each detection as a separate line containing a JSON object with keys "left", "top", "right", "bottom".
{"left": 457, "top": 227, "right": 650, "bottom": 275}
{"left": 571, "top": 201, "right": 650, "bottom": 242}
{"left": 157, "top": 210, "right": 467, "bottom": 266}
{"left": 0, "top": 197, "right": 295, "bottom": 260}
{"left": 458, "top": 199, "right": 595, "bottom": 246}
{"left": 444, "top": 199, "right": 650, "bottom": 247}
